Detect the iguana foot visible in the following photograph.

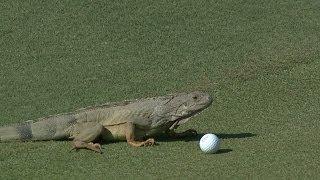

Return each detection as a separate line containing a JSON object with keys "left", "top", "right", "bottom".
{"left": 168, "top": 129, "right": 198, "bottom": 138}
{"left": 88, "top": 142, "right": 102, "bottom": 151}
{"left": 71, "top": 141, "right": 102, "bottom": 153}
{"left": 143, "top": 138, "right": 155, "bottom": 146}
{"left": 127, "top": 138, "right": 156, "bottom": 147}
{"left": 183, "top": 129, "right": 198, "bottom": 136}
{"left": 125, "top": 122, "right": 156, "bottom": 147}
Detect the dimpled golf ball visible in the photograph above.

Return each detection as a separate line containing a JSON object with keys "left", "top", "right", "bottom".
{"left": 199, "top": 133, "right": 220, "bottom": 153}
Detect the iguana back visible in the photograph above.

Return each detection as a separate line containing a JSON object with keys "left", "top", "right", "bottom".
{"left": 0, "top": 95, "right": 169, "bottom": 141}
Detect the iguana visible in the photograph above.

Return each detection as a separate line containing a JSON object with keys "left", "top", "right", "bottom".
{"left": 0, "top": 91, "right": 212, "bottom": 153}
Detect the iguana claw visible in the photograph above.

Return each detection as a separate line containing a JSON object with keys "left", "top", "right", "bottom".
{"left": 71, "top": 141, "right": 102, "bottom": 153}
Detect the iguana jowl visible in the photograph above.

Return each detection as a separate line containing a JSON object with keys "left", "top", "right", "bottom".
{"left": 0, "top": 91, "right": 212, "bottom": 153}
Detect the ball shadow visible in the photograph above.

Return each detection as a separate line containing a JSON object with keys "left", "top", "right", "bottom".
{"left": 215, "top": 149, "right": 233, "bottom": 154}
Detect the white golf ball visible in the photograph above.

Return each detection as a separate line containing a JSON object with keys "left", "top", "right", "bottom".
{"left": 199, "top": 133, "right": 220, "bottom": 153}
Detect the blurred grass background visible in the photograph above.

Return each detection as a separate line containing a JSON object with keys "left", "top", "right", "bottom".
{"left": 0, "top": 0, "right": 319, "bottom": 179}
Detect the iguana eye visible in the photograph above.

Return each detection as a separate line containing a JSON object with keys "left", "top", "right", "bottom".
{"left": 192, "top": 95, "right": 198, "bottom": 100}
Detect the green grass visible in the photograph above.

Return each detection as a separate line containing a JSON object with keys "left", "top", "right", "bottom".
{"left": 1, "top": 0, "right": 320, "bottom": 179}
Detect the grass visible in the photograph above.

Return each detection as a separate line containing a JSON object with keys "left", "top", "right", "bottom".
{"left": 0, "top": 0, "right": 320, "bottom": 179}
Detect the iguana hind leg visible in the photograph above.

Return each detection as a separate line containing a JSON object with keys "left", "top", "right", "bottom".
{"left": 70, "top": 122, "right": 104, "bottom": 153}
{"left": 125, "top": 122, "right": 155, "bottom": 147}
{"left": 72, "top": 141, "right": 102, "bottom": 153}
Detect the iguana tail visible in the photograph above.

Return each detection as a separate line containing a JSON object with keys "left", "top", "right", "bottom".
{"left": 0, "top": 120, "right": 35, "bottom": 141}
{"left": 0, "top": 114, "right": 76, "bottom": 142}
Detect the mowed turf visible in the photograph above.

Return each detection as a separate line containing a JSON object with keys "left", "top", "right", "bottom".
{"left": 0, "top": 0, "right": 319, "bottom": 179}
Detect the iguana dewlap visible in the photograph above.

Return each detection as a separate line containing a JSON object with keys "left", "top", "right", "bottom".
{"left": 0, "top": 91, "right": 212, "bottom": 153}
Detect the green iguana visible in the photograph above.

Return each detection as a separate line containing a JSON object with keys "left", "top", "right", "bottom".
{"left": 0, "top": 91, "right": 212, "bottom": 153}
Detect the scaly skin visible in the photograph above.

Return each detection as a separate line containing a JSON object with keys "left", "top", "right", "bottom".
{"left": 0, "top": 91, "right": 213, "bottom": 153}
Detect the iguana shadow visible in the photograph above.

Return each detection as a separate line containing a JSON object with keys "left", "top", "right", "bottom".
{"left": 100, "top": 132, "right": 256, "bottom": 144}
{"left": 156, "top": 132, "right": 257, "bottom": 142}
{"left": 99, "top": 132, "right": 256, "bottom": 154}
{"left": 156, "top": 132, "right": 256, "bottom": 154}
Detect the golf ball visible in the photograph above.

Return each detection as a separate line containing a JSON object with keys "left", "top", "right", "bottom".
{"left": 199, "top": 133, "right": 220, "bottom": 153}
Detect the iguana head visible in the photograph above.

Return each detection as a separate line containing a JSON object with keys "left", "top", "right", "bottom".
{"left": 151, "top": 91, "right": 213, "bottom": 128}
{"left": 170, "top": 91, "right": 212, "bottom": 119}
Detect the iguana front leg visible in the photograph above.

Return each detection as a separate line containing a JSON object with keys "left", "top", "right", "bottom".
{"left": 70, "top": 122, "right": 104, "bottom": 153}
{"left": 166, "top": 129, "right": 198, "bottom": 138}
{"left": 125, "top": 122, "right": 155, "bottom": 147}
